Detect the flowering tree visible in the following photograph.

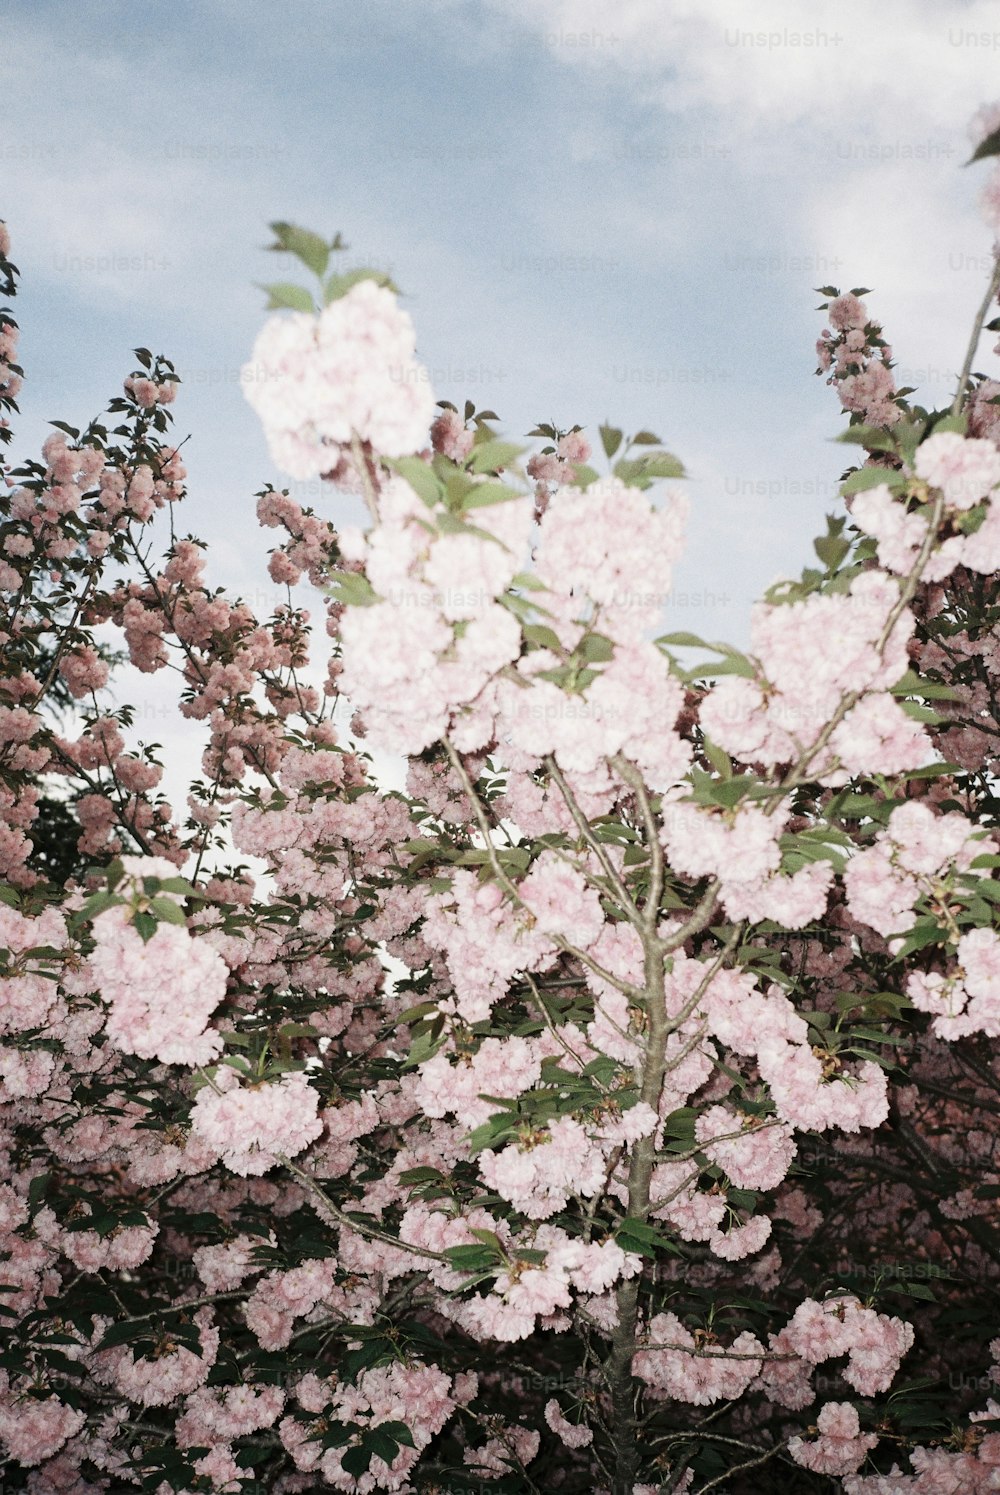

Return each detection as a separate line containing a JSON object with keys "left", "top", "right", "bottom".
{"left": 5, "top": 115, "right": 1000, "bottom": 1495}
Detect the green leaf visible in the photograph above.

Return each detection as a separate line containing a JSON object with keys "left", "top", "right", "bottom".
{"left": 133, "top": 911, "right": 157, "bottom": 944}
{"left": 149, "top": 897, "right": 186, "bottom": 926}
{"left": 578, "top": 632, "right": 615, "bottom": 663}
{"left": 892, "top": 915, "right": 945, "bottom": 959}
{"left": 925, "top": 412, "right": 968, "bottom": 437}
{"left": 682, "top": 654, "right": 755, "bottom": 682}
{"left": 835, "top": 424, "right": 899, "bottom": 453}
{"left": 443, "top": 1243, "right": 500, "bottom": 1273}
{"left": 342, "top": 1445, "right": 373, "bottom": 1478}
{"left": 268, "top": 221, "right": 333, "bottom": 278}
{"left": 386, "top": 456, "right": 442, "bottom": 507}
{"left": 841, "top": 466, "right": 904, "bottom": 496}
{"left": 614, "top": 1218, "right": 680, "bottom": 1259}
{"left": 897, "top": 699, "right": 944, "bottom": 724}
{"left": 78, "top": 890, "right": 125, "bottom": 922}
{"left": 701, "top": 737, "right": 733, "bottom": 780}
{"left": 523, "top": 624, "right": 564, "bottom": 652}
{"left": 326, "top": 570, "right": 380, "bottom": 607}
{"left": 468, "top": 439, "right": 524, "bottom": 474}
{"left": 967, "top": 125, "right": 1000, "bottom": 165}
{"left": 571, "top": 463, "right": 601, "bottom": 488}
{"left": 889, "top": 669, "right": 960, "bottom": 702}
{"left": 614, "top": 452, "right": 686, "bottom": 486}
{"left": 462, "top": 479, "right": 520, "bottom": 510}
{"left": 323, "top": 268, "right": 399, "bottom": 302}
{"left": 656, "top": 630, "right": 709, "bottom": 650}
{"left": 256, "top": 282, "right": 316, "bottom": 313}
{"left": 599, "top": 425, "right": 623, "bottom": 459}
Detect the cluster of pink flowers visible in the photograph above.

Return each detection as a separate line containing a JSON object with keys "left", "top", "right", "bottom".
{"left": 86, "top": 857, "right": 229, "bottom": 1065}
{"left": 844, "top": 798, "right": 995, "bottom": 945}
{"left": 420, "top": 851, "right": 606, "bottom": 1024}
{"left": 789, "top": 1401, "right": 879, "bottom": 1477}
{"left": 907, "top": 925, "right": 1000, "bottom": 1039}
{"left": 816, "top": 290, "right": 901, "bottom": 426}
{"left": 784, "top": 1295, "right": 914, "bottom": 1395}
{"left": 0, "top": 1377, "right": 85, "bottom": 1468}
{"left": 281, "top": 1362, "right": 458, "bottom": 1489}
{"left": 702, "top": 963, "right": 889, "bottom": 1133}
{"left": 700, "top": 570, "right": 926, "bottom": 781}
{"left": 93, "top": 1308, "right": 220, "bottom": 1407}
{"left": 853, "top": 431, "right": 1000, "bottom": 583}
{"left": 661, "top": 796, "right": 834, "bottom": 927}
{"left": 338, "top": 475, "right": 530, "bottom": 754}
{"left": 634, "top": 1312, "right": 765, "bottom": 1405}
{"left": 243, "top": 1257, "right": 341, "bottom": 1350}
{"left": 693, "top": 1107, "right": 796, "bottom": 1191}
{"left": 190, "top": 1067, "right": 324, "bottom": 1175}
{"left": 242, "top": 279, "right": 435, "bottom": 478}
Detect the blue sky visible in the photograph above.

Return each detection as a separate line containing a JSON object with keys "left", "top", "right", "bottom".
{"left": 5, "top": 0, "right": 1000, "bottom": 795}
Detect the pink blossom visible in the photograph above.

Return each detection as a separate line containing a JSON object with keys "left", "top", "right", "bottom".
{"left": 190, "top": 1068, "right": 323, "bottom": 1175}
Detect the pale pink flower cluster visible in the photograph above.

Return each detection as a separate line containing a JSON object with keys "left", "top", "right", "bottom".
{"left": 0, "top": 905, "right": 67, "bottom": 1035}
{"left": 816, "top": 290, "right": 901, "bottom": 426}
{"left": 430, "top": 406, "right": 475, "bottom": 462}
{"left": 694, "top": 1107, "right": 796, "bottom": 1191}
{"left": 399, "top": 1203, "right": 510, "bottom": 1291}
{"left": 784, "top": 1295, "right": 914, "bottom": 1395}
{"left": 646, "top": 1191, "right": 764, "bottom": 1269}
{"left": 633, "top": 1312, "right": 765, "bottom": 1405}
{"left": 788, "top": 1401, "right": 878, "bottom": 1476}
{"left": 335, "top": 463, "right": 694, "bottom": 793}
{"left": 844, "top": 799, "right": 995, "bottom": 944}
{"left": 479, "top": 1117, "right": 609, "bottom": 1219}
{"left": 544, "top": 1397, "right": 593, "bottom": 1448}
{"left": 88, "top": 909, "right": 227, "bottom": 1066}
{"left": 464, "top": 1423, "right": 541, "bottom": 1478}
{"left": 853, "top": 432, "right": 1000, "bottom": 582}
{"left": 58, "top": 642, "right": 110, "bottom": 698}
{"left": 907, "top": 925, "right": 1000, "bottom": 1039}
{"left": 532, "top": 476, "right": 686, "bottom": 644}
{"left": 86, "top": 855, "right": 228, "bottom": 1066}
{"left": 703, "top": 969, "right": 889, "bottom": 1133}
{"left": 338, "top": 477, "right": 530, "bottom": 754}
{"left": 700, "top": 571, "right": 925, "bottom": 781}
{"left": 93, "top": 1308, "right": 220, "bottom": 1407}
{"left": 60, "top": 1217, "right": 158, "bottom": 1273}
{"left": 914, "top": 431, "right": 1000, "bottom": 509}
{"left": 414, "top": 1035, "right": 542, "bottom": 1129}
{"left": 242, "top": 279, "right": 434, "bottom": 478}
{"left": 709, "top": 1214, "right": 773, "bottom": 1261}
{"left": 282, "top": 1362, "right": 457, "bottom": 1489}
{"left": 192, "top": 1234, "right": 263, "bottom": 1292}
{"left": 753, "top": 1327, "right": 816, "bottom": 1411}
{"left": 176, "top": 1384, "right": 285, "bottom": 1448}
{"left": 189, "top": 1067, "right": 323, "bottom": 1176}
{"left": 244, "top": 1258, "right": 336, "bottom": 1350}
{"left": 422, "top": 852, "right": 603, "bottom": 1024}
{"left": 661, "top": 798, "right": 833, "bottom": 928}
{"left": 845, "top": 1436, "right": 1000, "bottom": 1494}
{"left": 440, "top": 1228, "right": 641, "bottom": 1343}
{"left": 0, "top": 1383, "right": 85, "bottom": 1468}
{"left": 495, "top": 639, "right": 692, "bottom": 794}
